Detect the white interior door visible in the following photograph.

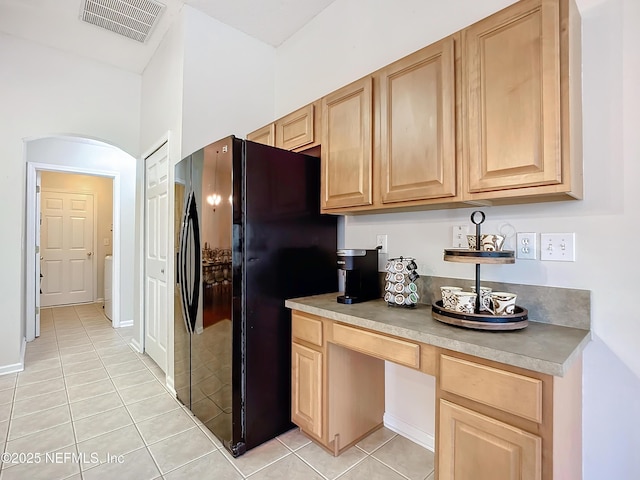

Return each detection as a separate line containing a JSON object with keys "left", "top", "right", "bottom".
{"left": 144, "top": 142, "right": 169, "bottom": 372}
{"left": 40, "top": 191, "right": 94, "bottom": 307}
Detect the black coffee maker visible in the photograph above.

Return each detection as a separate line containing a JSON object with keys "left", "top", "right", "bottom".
{"left": 337, "top": 249, "right": 380, "bottom": 304}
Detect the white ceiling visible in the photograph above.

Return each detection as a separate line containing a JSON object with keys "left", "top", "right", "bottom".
{"left": 0, "top": 0, "right": 337, "bottom": 73}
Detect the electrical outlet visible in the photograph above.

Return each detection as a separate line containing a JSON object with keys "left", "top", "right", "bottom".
{"left": 540, "top": 233, "right": 575, "bottom": 262}
{"left": 516, "top": 233, "right": 536, "bottom": 260}
{"left": 376, "top": 234, "right": 388, "bottom": 254}
{"left": 452, "top": 225, "right": 468, "bottom": 248}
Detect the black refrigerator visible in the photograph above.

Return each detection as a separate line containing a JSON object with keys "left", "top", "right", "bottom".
{"left": 174, "top": 136, "right": 337, "bottom": 457}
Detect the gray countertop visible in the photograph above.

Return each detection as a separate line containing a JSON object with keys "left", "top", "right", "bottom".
{"left": 285, "top": 293, "right": 591, "bottom": 377}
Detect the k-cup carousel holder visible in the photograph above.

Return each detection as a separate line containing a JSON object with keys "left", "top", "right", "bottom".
{"left": 384, "top": 256, "right": 419, "bottom": 308}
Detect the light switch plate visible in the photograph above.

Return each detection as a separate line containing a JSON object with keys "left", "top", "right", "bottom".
{"left": 452, "top": 225, "right": 468, "bottom": 248}
{"left": 540, "top": 233, "right": 575, "bottom": 262}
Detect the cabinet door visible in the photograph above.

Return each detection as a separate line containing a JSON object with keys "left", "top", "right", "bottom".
{"left": 464, "top": 0, "right": 561, "bottom": 194}
{"left": 380, "top": 37, "right": 456, "bottom": 203}
{"left": 247, "top": 124, "right": 275, "bottom": 146}
{"left": 439, "top": 400, "right": 542, "bottom": 480}
{"left": 276, "top": 104, "right": 315, "bottom": 151}
{"left": 292, "top": 342, "right": 323, "bottom": 438}
{"left": 321, "top": 77, "right": 373, "bottom": 210}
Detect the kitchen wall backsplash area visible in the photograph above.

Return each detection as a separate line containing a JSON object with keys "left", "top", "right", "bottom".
{"left": 378, "top": 273, "right": 590, "bottom": 330}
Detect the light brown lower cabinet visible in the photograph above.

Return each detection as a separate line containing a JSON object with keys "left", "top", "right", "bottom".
{"left": 291, "top": 342, "right": 323, "bottom": 438}
{"left": 290, "top": 310, "right": 582, "bottom": 479}
{"left": 438, "top": 400, "right": 542, "bottom": 480}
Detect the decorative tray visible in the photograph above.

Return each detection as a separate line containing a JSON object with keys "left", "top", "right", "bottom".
{"left": 431, "top": 300, "right": 528, "bottom": 331}
{"left": 443, "top": 249, "right": 515, "bottom": 264}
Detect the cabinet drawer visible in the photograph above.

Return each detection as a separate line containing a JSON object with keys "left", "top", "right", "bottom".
{"left": 332, "top": 324, "right": 420, "bottom": 369}
{"left": 440, "top": 355, "right": 542, "bottom": 423}
{"left": 292, "top": 312, "right": 323, "bottom": 347}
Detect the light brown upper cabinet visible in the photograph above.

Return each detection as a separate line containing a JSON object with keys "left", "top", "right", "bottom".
{"left": 247, "top": 101, "right": 321, "bottom": 153}
{"left": 379, "top": 37, "right": 457, "bottom": 205}
{"left": 256, "top": 0, "right": 582, "bottom": 214}
{"left": 276, "top": 103, "right": 315, "bottom": 151}
{"left": 321, "top": 77, "right": 373, "bottom": 211}
{"left": 247, "top": 124, "right": 275, "bottom": 146}
{"left": 463, "top": 0, "right": 582, "bottom": 201}
{"left": 321, "top": 38, "right": 459, "bottom": 214}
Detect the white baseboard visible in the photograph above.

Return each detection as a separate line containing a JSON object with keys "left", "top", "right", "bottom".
{"left": 166, "top": 376, "right": 176, "bottom": 395}
{"left": 130, "top": 338, "right": 143, "bottom": 353}
{"left": 0, "top": 338, "right": 27, "bottom": 376}
{"left": 118, "top": 319, "right": 134, "bottom": 328}
{"left": 384, "top": 412, "right": 435, "bottom": 452}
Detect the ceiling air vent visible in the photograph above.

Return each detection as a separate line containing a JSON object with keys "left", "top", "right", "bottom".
{"left": 80, "top": 0, "right": 165, "bottom": 43}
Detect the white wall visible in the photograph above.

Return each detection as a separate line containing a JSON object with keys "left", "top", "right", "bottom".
{"left": 140, "top": 11, "right": 185, "bottom": 154}
{"left": 138, "top": 10, "right": 186, "bottom": 375}
{"left": 138, "top": 6, "right": 275, "bottom": 381}
{"left": 276, "top": 0, "right": 640, "bottom": 477}
{"left": 181, "top": 6, "right": 276, "bottom": 156}
{"left": 0, "top": 32, "right": 140, "bottom": 369}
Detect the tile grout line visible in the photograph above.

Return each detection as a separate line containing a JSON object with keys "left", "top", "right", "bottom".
{"left": 52, "top": 304, "right": 137, "bottom": 476}
{"left": 56, "top": 303, "right": 210, "bottom": 478}
{"left": 6, "top": 313, "right": 65, "bottom": 447}
{"left": 2, "top": 317, "right": 57, "bottom": 470}
{"left": 84, "top": 303, "right": 220, "bottom": 477}
{"left": 0, "top": 372, "right": 18, "bottom": 474}
{"left": 81, "top": 303, "right": 163, "bottom": 477}
{"left": 56, "top": 304, "right": 88, "bottom": 478}
{"left": 73, "top": 304, "right": 165, "bottom": 477}
{"left": 5, "top": 307, "right": 78, "bottom": 474}
{"left": 288, "top": 449, "right": 332, "bottom": 480}
{"left": 233, "top": 450, "right": 293, "bottom": 479}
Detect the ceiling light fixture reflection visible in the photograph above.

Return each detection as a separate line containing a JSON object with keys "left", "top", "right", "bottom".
{"left": 207, "top": 193, "right": 222, "bottom": 210}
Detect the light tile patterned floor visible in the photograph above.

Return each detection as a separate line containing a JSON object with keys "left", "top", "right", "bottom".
{"left": 0, "top": 303, "right": 435, "bottom": 480}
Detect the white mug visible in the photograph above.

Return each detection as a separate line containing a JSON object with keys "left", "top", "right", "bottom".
{"left": 489, "top": 292, "right": 517, "bottom": 315}
{"left": 470, "top": 286, "right": 492, "bottom": 312}
{"left": 441, "top": 286, "right": 462, "bottom": 310}
{"left": 452, "top": 291, "right": 477, "bottom": 314}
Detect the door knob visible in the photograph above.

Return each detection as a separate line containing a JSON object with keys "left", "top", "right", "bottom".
{"left": 161, "top": 268, "right": 165, "bottom": 274}
{"left": 87, "top": 252, "right": 93, "bottom": 257}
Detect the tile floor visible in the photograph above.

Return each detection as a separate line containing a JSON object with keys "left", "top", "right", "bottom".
{"left": 0, "top": 303, "right": 435, "bottom": 480}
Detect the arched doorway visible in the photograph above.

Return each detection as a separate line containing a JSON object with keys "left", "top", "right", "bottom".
{"left": 25, "top": 135, "right": 136, "bottom": 341}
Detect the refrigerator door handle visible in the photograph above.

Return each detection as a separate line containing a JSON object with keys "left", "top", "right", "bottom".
{"left": 179, "top": 191, "right": 201, "bottom": 334}
{"left": 187, "top": 193, "right": 201, "bottom": 333}
{"left": 178, "top": 194, "right": 191, "bottom": 334}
